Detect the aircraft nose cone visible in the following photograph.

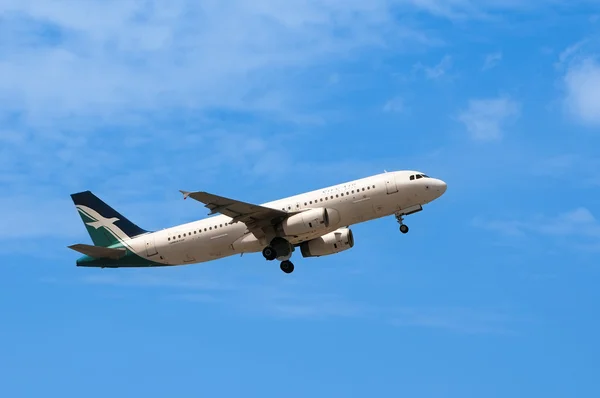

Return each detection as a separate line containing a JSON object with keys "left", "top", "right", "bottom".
{"left": 436, "top": 179, "right": 447, "bottom": 195}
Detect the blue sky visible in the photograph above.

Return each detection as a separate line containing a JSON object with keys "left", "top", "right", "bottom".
{"left": 1, "top": 1, "right": 600, "bottom": 396}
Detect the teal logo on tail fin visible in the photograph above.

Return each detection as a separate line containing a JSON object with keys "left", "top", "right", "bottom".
{"left": 71, "top": 191, "right": 149, "bottom": 247}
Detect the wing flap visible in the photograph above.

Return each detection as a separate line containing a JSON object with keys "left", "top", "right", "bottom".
{"left": 68, "top": 243, "right": 126, "bottom": 259}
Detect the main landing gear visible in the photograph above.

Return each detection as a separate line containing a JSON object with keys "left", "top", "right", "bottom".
{"left": 395, "top": 212, "right": 409, "bottom": 234}
{"left": 262, "top": 237, "right": 295, "bottom": 274}
{"left": 262, "top": 246, "right": 277, "bottom": 261}
{"left": 280, "top": 260, "right": 294, "bottom": 274}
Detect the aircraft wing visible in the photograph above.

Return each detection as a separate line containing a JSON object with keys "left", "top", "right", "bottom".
{"left": 179, "top": 190, "right": 292, "bottom": 230}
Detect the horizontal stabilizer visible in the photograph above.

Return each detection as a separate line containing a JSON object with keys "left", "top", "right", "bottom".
{"left": 68, "top": 244, "right": 126, "bottom": 259}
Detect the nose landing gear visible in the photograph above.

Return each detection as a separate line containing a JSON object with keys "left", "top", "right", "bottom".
{"left": 395, "top": 212, "right": 409, "bottom": 234}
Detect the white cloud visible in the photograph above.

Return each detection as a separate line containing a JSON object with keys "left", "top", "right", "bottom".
{"left": 0, "top": 0, "right": 591, "bottom": 128}
{"left": 458, "top": 97, "right": 520, "bottom": 141}
{"left": 483, "top": 51, "right": 502, "bottom": 70}
{"left": 0, "top": 0, "right": 445, "bottom": 207}
{"left": 563, "top": 57, "right": 600, "bottom": 126}
{"left": 0, "top": 0, "right": 438, "bottom": 126}
{"left": 555, "top": 39, "right": 600, "bottom": 127}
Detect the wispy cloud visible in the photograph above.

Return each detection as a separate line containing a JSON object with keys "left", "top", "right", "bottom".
{"left": 383, "top": 97, "right": 405, "bottom": 113}
{"left": 73, "top": 271, "right": 522, "bottom": 334}
{"left": 563, "top": 57, "right": 600, "bottom": 127}
{"left": 483, "top": 51, "right": 502, "bottom": 70}
{"left": 473, "top": 207, "right": 600, "bottom": 249}
{"left": 555, "top": 38, "right": 600, "bottom": 127}
{"left": 457, "top": 96, "right": 520, "bottom": 141}
{"left": 81, "top": 272, "right": 230, "bottom": 291}
{"left": 530, "top": 153, "right": 600, "bottom": 186}
{"left": 0, "top": 0, "right": 437, "bottom": 126}
{"left": 414, "top": 55, "right": 453, "bottom": 79}
{"left": 398, "top": 0, "right": 594, "bottom": 21}
{"left": 0, "top": 0, "right": 447, "bottom": 220}
{"left": 390, "top": 307, "right": 516, "bottom": 335}
{"left": 258, "top": 294, "right": 371, "bottom": 320}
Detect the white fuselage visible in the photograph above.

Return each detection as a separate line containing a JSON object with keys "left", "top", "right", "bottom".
{"left": 123, "top": 170, "right": 446, "bottom": 266}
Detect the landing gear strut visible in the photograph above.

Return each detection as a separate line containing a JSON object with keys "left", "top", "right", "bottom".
{"left": 395, "top": 212, "right": 409, "bottom": 234}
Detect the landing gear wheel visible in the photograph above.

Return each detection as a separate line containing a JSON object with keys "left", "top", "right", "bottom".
{"left": 399, "top": 224, "right": 409, "bottom": 234}
{"left": 262, "top": 246, "right": 277, "bottom": 261}
{"left": 280, "top": 260, "right": 294, "bottom": 274}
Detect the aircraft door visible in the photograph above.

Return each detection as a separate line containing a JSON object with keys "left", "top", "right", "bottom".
{"left": 145, "top": 236, "right": 158, "bottom": 257}
{"left": 385, "top": 174, "right": 398, "bottom": 194}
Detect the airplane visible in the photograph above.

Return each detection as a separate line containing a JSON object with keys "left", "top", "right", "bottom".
{"left": 68, "top": 170, "right": 447, "bottom": 273}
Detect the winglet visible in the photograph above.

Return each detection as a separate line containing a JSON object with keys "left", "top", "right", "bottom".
{"left": 179, "top": 190, "right": 191, "bottom": 200}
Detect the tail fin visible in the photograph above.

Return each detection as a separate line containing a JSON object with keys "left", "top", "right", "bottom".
{"left": 71, "top": 191, "right": 148, "bottom": 247}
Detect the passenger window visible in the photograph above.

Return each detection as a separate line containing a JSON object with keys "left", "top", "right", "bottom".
{"left": 178, "top": 235, "right": 181, "bottom": 238}
{"left": 168, "top": 237, "right": 171, "bottom": 241}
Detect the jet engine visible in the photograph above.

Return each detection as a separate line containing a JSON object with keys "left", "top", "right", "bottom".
{"left": 281, "top": 208, "right": 336, "bottom": 237}
{"left": 299, "top": 227, "right": 354, "bottom": 258}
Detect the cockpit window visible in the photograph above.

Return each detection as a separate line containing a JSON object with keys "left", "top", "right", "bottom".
{"left": 422, "top": 174, "right": 429, "bottom": 178}
{"left": 416, "top": 174, "right": 423, "bottom": 179}
{"left": 410, "top": 175, "right": 415, "bottom": 180}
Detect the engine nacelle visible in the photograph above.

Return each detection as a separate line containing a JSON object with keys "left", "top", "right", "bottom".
{"left": 281, "top": 207, "right": 332, "bottom": 236}
{"left": 300, "top": 227, "right": 354, "bottom": 258}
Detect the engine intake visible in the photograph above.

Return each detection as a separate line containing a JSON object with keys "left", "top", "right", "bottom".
{"left": 300, "top": 227, "right": 354, "bottom": 258}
